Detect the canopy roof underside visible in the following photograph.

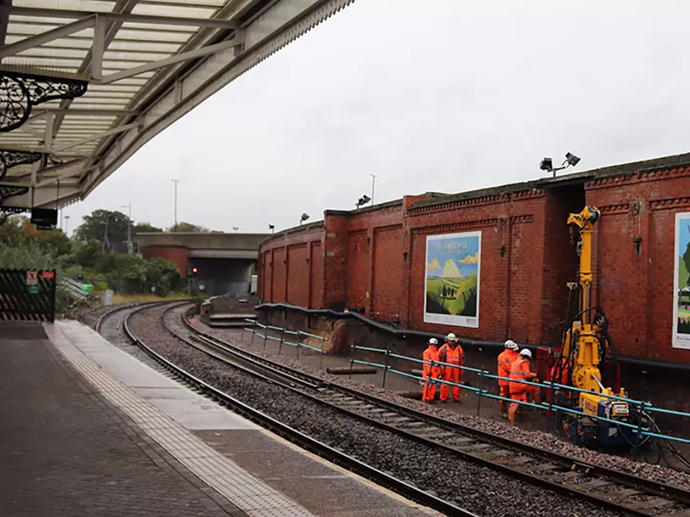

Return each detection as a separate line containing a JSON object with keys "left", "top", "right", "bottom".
{"left": 0, "top": 0, "right": 353, "bottom": 209}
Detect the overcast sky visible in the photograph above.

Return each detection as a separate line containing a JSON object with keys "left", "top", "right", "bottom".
{"left": 61, "top": 0, "right": 690, "bottom": 235}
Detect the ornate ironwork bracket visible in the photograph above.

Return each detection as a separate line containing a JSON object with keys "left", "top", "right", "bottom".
{"left": 0, "top": 148, "right": 43, "bottom": 182}
{"left": 0, "top": 184, "right": 29, "bottom": 203}
{"left": 0, "top": 70, "right": 88, "bottom": 132}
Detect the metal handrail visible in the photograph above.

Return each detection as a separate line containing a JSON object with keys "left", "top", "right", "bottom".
{"left": 351, "top": 345, "right": 690, "bottom": 445}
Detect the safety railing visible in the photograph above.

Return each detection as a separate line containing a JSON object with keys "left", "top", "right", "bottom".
{"left": 242, "top": 319, "right": 328, "bottom": 368}
{"left": 351, "top": 345, "right": 690, "bottom": 447}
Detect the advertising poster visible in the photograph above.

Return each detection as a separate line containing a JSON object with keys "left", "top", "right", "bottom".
{"left": 674, "top": 212, "right": 690, "bottom": 349}
{"left": 424, "top": 231, "right": 481, "bottom": 327}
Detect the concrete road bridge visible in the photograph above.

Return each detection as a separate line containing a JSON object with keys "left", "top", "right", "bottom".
{"left": 0, "top": 0, "right": 354, "bottom": 215}
{"left": 137, "top": 231, "right": 267, "bottom": 296}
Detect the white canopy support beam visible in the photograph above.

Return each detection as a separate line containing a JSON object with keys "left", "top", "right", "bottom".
{"left": 0, "top": 16, "right": 95, "bottom": 60}
{"left": 4, "top": 183, "right": 82, "bottom": 209}
{"left": 52, "top": 122, "right": 141, "bottom": 153}
{"left": 4, "top": 157, "right": 85, "bottom": 186}
{"left": 1, "top": 6, "right": 239, "bottom": 29}
{"left": 90, "top": 15, "right": 105, "bottom": 82}
{"left": 97, "top": 36, "right": 243, "bottom": 84}
{"left": 36, "top": 161, "right": 94, "bottom": 188}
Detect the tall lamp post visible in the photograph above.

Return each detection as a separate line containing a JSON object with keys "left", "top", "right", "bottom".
{"left": 121, "top": 202, "right": 132, "bottom": 254}
{"left": 370, "top": 173, "right": 376, "bottom": 206}
{"left": 171, "top": 179, "right": 180, "bottom": 232}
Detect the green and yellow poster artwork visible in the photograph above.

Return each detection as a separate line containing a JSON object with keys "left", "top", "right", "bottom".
{"left": 424, "top": 231, "right": 481, "bottom": 327}
{"left": 674, "top": 212, "right": 690, "bottom": 349}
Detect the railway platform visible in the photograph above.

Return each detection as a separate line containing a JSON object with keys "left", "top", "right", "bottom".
{"left": 0, "top": 320, "right": 436, "bottom": 517}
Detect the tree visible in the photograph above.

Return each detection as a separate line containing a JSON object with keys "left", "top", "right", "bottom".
{"left": 166, "top": 221, "right": 210, "bottom": 233}
{"left": 0, "top": 215, "right": 71, "bottom": 257}
{"left": 74, "top": 209, "right": 132, "bottom": 245}
{"left": 134, "top": 222, "right": 162, "bottom": 234}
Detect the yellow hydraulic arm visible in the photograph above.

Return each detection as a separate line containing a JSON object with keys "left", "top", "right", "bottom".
{"left": 562, "top": 206, "right": 625, "bottom": 415}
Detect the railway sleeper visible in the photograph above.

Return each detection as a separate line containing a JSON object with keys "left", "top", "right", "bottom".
{"left": 397, "top": 421, "right": 428, "bottom": 429}
{"left": 577, "top": 479, "right": 612, "bottom": 490}
{"left": 458, "top": 443, "right": 492, "bottom": 452}
{"left": 504, "top": 455, "right": 539, "bottom": 466}
{"left": 414, "top": 427, "right": 445, "bottom": 437}
{"left": 630, "top": 496, "right": 678, "bottom": 510}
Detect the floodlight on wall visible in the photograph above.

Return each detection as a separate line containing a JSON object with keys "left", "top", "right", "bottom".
{"left": 540, "top": 157, "right": 553, "bottom": 172}
{"left": 268, "top": 224, "right": 275, "bottom": 233}
{"left": 539, "top": 152, "right": 581, "bottom": 177}
{"left": 356, "top": 194, "right": 371, "bottom": 208}
{"left": 565, "top": 152, "right": 581, "bottom": 167}
{"left": 299, "top": 213, "right": 310, "bottom": 225}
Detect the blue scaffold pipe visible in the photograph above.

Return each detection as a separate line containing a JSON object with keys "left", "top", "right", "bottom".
{"left": 354, "top": 345, "right": 389, "bottom": 354}
{"left": 387, "top": 368, "right": 421, "bottom": 381}
{"left": 643, "top": 405, "right": 690, "bottom": 419}
{"left": 640, "top": 430, "right": 690, "bottom": 445}
{"left": 299, "top": 343, "right": 325, "bottom": 354}
{"left": 298, "top": 330, "right": 326, "bottom": 340}
{"left": 352, "top": 359, "right": 387, "bottom": 370}
{"left": 389, "top": 352, "right": 424, "bottom": 364}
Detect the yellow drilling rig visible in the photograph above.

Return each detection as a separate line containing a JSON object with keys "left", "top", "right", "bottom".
{"left": 553, "top": 206, "right": 649, "bottom": 446}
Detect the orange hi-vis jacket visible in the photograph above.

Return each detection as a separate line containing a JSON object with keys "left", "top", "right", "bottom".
{"left": 497, "top": 349, "right": 520, "bottom": 387}
{"left": 439, "top": 343, "right": 464, "bottom": 370}
{"left": 423, "top": 345, "right": 442, "bottom": 378}
{"left": 509, "top": 357, "right": 537, "bottom": 394}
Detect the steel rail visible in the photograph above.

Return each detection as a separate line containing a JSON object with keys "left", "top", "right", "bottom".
{"left": 177, "top": 312, "right": 690, "bottom": 516}
{"left": 121, "top": 302, "right": 475, "bottom": 517}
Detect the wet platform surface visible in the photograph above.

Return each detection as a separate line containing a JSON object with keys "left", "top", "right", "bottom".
{"left": 0, "top": 320, "right": 435, "bottom": 517}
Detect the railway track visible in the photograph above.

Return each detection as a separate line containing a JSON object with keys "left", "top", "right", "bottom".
{"left": 114, "top": 302, "right": 475, "bottom": 517}
{"left": 98, "top": 301, "right": 690, "bottom": 516}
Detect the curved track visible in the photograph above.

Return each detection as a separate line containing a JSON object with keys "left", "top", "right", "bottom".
{"left": 97, "top": 301, "right": 690, "bottom": 516}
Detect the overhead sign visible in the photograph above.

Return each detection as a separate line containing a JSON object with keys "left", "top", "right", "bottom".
{"left": 424, "top": 231, "right": 481, "bottom": 328}
{"left": 673, "top": 212, "right": 690, "bottom": 349}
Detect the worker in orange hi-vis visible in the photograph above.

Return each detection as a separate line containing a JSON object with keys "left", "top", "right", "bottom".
{"left": 497, "top": 340, "right": 521, "bottom": 415}
{"left": 508, "top": 348, "right": 539, "bottom": 424}
{"left": 439, "top": 333, "right": 464, "bottom": 403}
{"left": 422, "top": 338, "right": 442, "bottom": 403}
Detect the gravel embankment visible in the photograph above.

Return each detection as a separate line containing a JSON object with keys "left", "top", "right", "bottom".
{"left": 197, "top": 319, "right": 690, "bottom": 491}
{"left": 125, "top": 305, "right": 648, "bottom": 517}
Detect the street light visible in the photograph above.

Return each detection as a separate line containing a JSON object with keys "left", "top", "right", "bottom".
{"left": 121, "top": 202, "right": 132, "bottom": 254}
{"left": 171, "top": 179, "right": 180, "bottom": 231}
{"left": 299, "top": 213, "right": 309, "bottom": 225}
{"left": 356, "top": 194, "right": 371, "bottom": 208}
{"left": 539, "top": 152, "right": 581, "bottom": 178}
{"left": 370, "top": 173, "right": 376, "bottom": 206}
{"left": 232, "top": 226, "right": 239, "bottom": 232}
{"left": 64, "top": 215, "right": 70, "bottom": 236}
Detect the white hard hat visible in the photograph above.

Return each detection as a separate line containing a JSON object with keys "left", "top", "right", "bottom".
{"left": 446, "top": 333, "right": 457, "bottom": 342}
{"left": 428, "top": 338, "right": 438, "bottom": 345}
{"left": 520, "top": 348, "right": 532, "bottom": 358}
{"left": 504, "top": 339, "right": 518, "bottom": 350}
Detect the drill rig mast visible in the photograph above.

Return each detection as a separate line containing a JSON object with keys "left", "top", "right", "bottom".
{"left": 558, "top": 206, "right": 637, "bottom": 446}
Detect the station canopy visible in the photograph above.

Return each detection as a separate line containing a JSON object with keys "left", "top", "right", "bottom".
{"left": 0, "top": 0, "right": 353, "bottom": 213}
